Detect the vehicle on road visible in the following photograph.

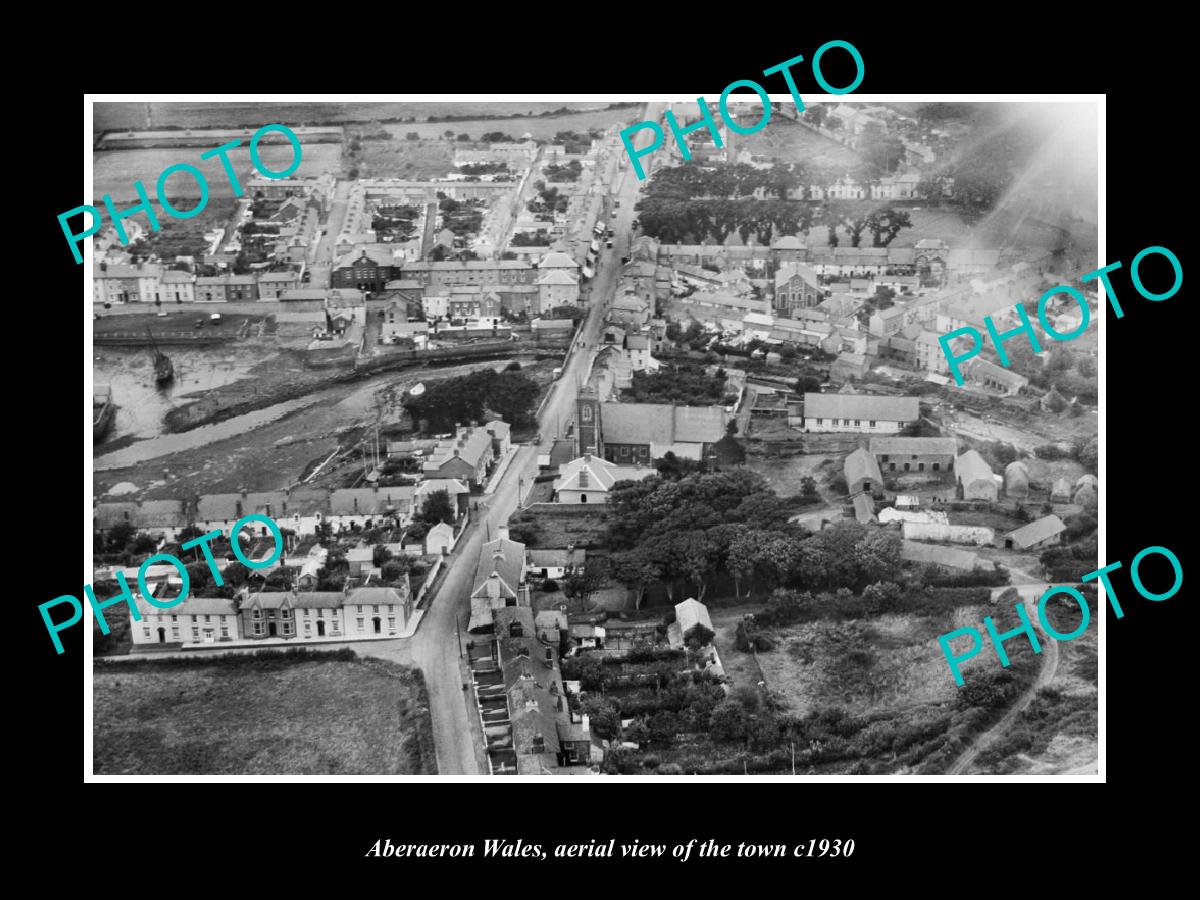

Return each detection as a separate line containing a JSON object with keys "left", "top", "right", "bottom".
{"left": 606, "top": 240, "right": 613, "bottom": 249}
{"left": 552, "top": 367, "right": 563, "bottom": 378}
{"left": 194, "top": 319, "right": 205, "bottom": 328}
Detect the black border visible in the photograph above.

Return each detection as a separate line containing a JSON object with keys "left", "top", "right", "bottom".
{"left": 22, "top": 16, "right": 1188, "bottom": 881}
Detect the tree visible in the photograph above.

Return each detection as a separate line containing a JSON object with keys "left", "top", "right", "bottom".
{"left": 867, "top": 208, "right": 912, "bottom": 247}
{"left": 564, "top": 557, "right": 609, "bottom": 608}
{"left": 106, "top": 521, "right": 136, "bottom": 551}
{"left": 1077, "top": 356, "right": 1097, "bottom": 378}
{"left": 381, "top": 560, "right": 409, "bottom": 583}
{"left": 456, "top": 133, "right": 471, "bottom": 142}
{"left": 710, "top": 699, "right": 750, "bottom": 743}
{"left": 583, "top": 698, "right": 621, "bottom": 739}
{"left": 406, "top": 132, "right": 420, "bottom": 141}
{"left": 1046, "top": 347, "right": 1073, "bottom": 374}
{"left": 684, "top": 622, "right": 716, "bottom": 649}
{"left": 795, "top": 374, "right": 823, "bottom": 394}
{"left": 1078, "top": 436, "right": 1098, "bottom": 472}
{"left": 420, "top": 489, "right": 457, "bottom": 526}
{"left": 794, "top": 520, "right": 901, "bottom": 591}
{"left": 859, "top": 129, "right": 905, "bottom": 174}
{"left": 726, "top": 527, "right": 758, "bottom": 600}
{"left": 712, "top": 433, "right": 746, "bottom": 467}
{"left": 861, "top": 581, "right": 901, "bottom": 611}
{"left": 609, "top": 548, "right": 662, "bottom": 610}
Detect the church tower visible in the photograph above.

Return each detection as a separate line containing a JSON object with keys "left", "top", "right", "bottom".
{"left": 575, "top": 387, "right": 601, "bottom": 458}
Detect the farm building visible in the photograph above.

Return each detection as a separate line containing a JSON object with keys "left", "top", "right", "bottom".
{"left": 853, "top": 493, "right": 877, "bottom": 524}
{"left": 900, "top": 541, "right": 994, "bottom": 573}
{"left": 844, "top": 447, "right": 884, "bottom": 494}
{"left": 956, "top": 450, "right": 998, "bottom": 502}
{"left": 1050, "top": 478, "right": 1073, "bottom": 502}
{"left": 802, "top": 392, "right": 919, "bottom": 434}
{"left": 1003, "top": 514, "right": 1066, "bottom": 550}
{"left": 869, "top": 436, "right": 958, "bottom": 475}
{"left": 1005, "top": 461, "right": 1030, "bottom": 499}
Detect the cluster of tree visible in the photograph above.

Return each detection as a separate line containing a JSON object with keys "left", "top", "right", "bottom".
{"left": 527, "top": 182, "right": 570, "bottom": 215}
{"left": 643, "top": 160, "right": 801, "bottom": 201}
{"left": 241, "top": 221, "right": 280, "bottom": 236}
{"left": 915, "top": 103, "right": 979, "bottom": 124}
{"left": 549, "top": 304, "right": 585, "bottom": 321}
{"left": 937, "top": 118, "right": 1043, "bottom": 210}
{"left": 636, "top": 195, "right": 911, "bottom": 248}
{"left": 553, "top": 130, "right": 599, "bottom": 154}
{"left": 1039, "top": 537, "right": 1098, "bottom": 582}
{"left": 437, "top": 196, "right": 485, "bottom": 236}
{"left": 857, "top": 122, "right": 906, "bottom": 175}
{"left": 606, "top": 470, "right": 803, "bottom": 605}
{"left": 510, "top": 230, "right": 550, "bottom": 247}
{"left": 96, "top": 521, "right": 158, "bottom": 557}
{"left": 458, "top": 161, "right": 508, "bottom": 175}
{"left": 621, "top": 363, "right": 728, "bottom": 406}
{"left": 372, "top": 215, "right": 416, "bottom": 241}
{"left": 479, "top": 131, "right": 518, "bottom": 143}
{"left": 542, "top": 160, "right": 583, "bottom": 182}
{"left": 635, "top": 196, "right": 813, "bottom": 245}
{"left": 401, "top": 368, "right": 540, "bottom": 432}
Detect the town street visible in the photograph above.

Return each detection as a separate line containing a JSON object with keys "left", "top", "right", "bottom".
{"left": 404, "top": 120, "right": 655, "bottom": 773}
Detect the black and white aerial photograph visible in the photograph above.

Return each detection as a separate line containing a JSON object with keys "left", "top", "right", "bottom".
{"left": 87, "top": 98, "right": 1100, "bottom": 778}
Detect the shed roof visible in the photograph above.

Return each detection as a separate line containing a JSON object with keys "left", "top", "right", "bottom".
{"left": 1005, "top": 514, "right": 1066, "bottom": 548}
{"left": 805, "top": 393, "right": 919, "bottom": 423}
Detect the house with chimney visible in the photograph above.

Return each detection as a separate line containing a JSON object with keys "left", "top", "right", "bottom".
{"left": 467, "top": 527, "right": 529, "bottom": 634}
{"left": 328, "top": 486, "right": 413, "bottom": 530}
{"left": 552, "top": 453, "right": 656, "bottom": 503}
{"left": 422, "top": 425, "right": 495, "bottom": 487}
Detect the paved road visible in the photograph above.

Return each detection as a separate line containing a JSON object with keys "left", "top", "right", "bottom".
{"left": 308, "top": 179, "right": 352, "bottom": 288}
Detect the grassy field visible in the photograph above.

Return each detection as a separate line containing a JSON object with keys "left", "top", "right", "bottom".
{"left": 93, "top": 143, "right": 343, "bottom": 202}
{"left": 740, "top": 115, "right": 863, "bottom": 170}
{"left": 509, "top": 508, "right": 612, "bottom": 549}
{"left": 356, "top": 139, "right": 455, "bottom": 180}
{"left": 680, "top": 596, "right": 1044, "bottom": 774}
{"left": 95, "top": 102, "right": 613, "bottom": 132}
{"left": 380, "top": 106, "right": 642, "bottom": 142}
{"left": 743, "top": 452, "right": 835, "bottom": 498}
{"left": 974, "top": 599, "right": 1098, "bottom": 774}
{"left": 93, "top": 650, "right": 436, "bottom": 774}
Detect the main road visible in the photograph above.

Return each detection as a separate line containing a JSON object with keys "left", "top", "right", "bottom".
{"left": 407, "top": 106, "right": 660, "bottom": 773}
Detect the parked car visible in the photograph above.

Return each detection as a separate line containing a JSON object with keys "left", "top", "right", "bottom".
{"left": 194, "top": 318, "right": 205, "bottom": 328}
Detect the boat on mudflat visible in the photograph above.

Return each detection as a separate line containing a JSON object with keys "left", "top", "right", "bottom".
{"left": 146, "top": 328, "right": 174, "bottom": 385}
{"left": 93, "top": 384, "right": 116, "bottom": 440}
